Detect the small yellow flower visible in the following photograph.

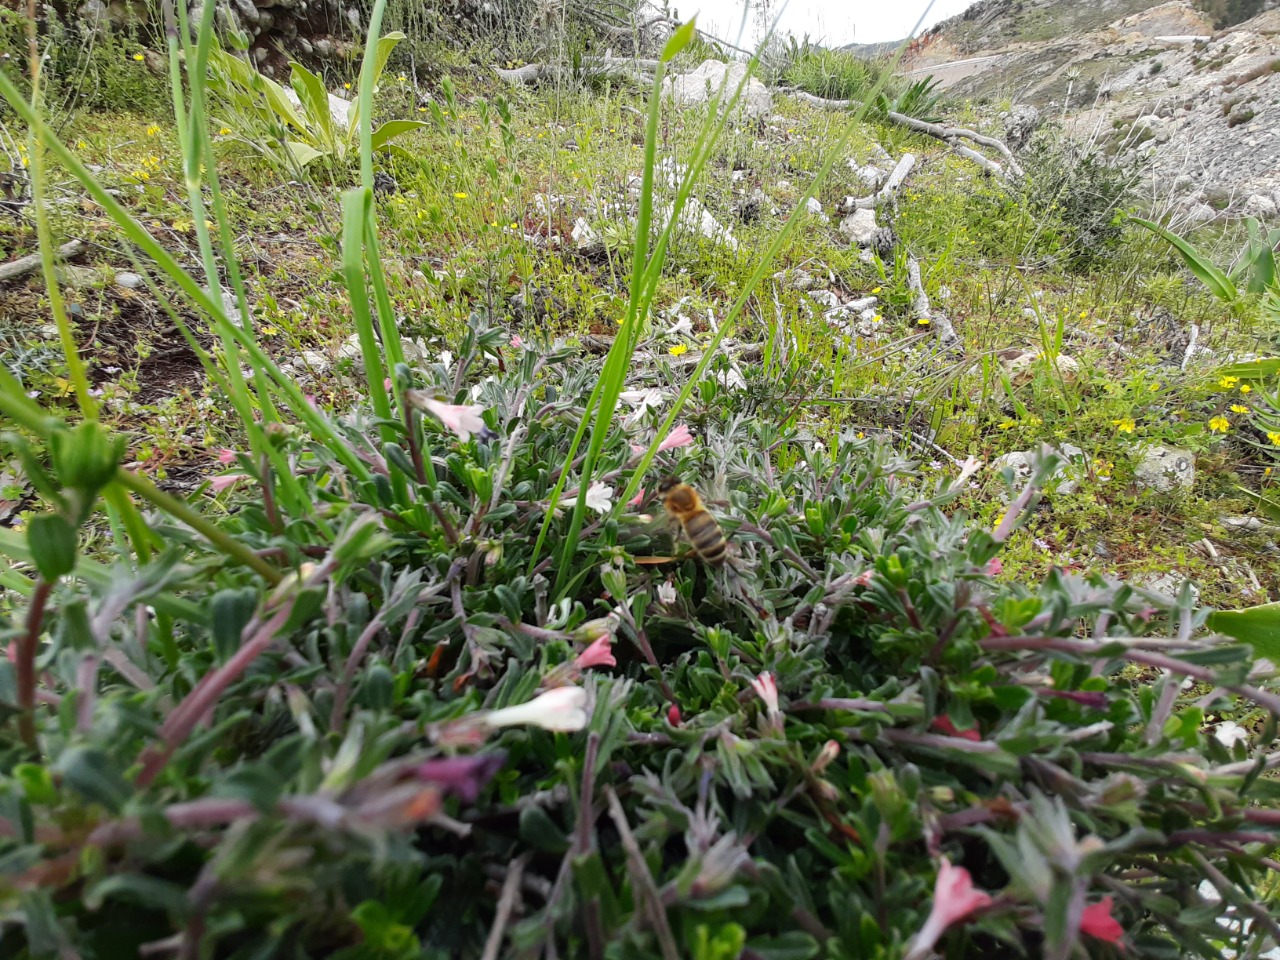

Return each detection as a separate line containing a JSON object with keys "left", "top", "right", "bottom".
{"left": 669, "top": 344, "right": 689, "bottom": 357}
{"left": 1267, "top": 467, "right": 1274, "bottom": 476}
{"left": 75, "top": 139, "right": 87, "bottom": 150}
{"left": 1149, "top": 382, "right": 1160, "bottom": 392}
{"left": 1230, "top": 404, "right": 1249, "bottom": 414}
{"left": 997, "top": 419, "right": 1015, "bottom": 430}
{"left": 132, "top": 52, "right": 145, "bottom": 62}
{"left": 1112, "top": 417, "right": 1136, "bottom": 433}
{"left": 454, "top": 191, "right": 468, "bottom": 199}
{"left": 1078, "top": 310, "right": 1088, "bottom": 320}
{"left": 1241, "top": 384, "right": 1252, "bottom": 394}
{"left": 1219, "top": 375, "right": 1240, "bottom": 389}
{"left": 1208, "top": 416, "right": 1230, "bottom": 433}
{"left": 917, "top": 318, "right": 931, "bottom": 326}
{"left": 856, "top": 431, "right": 865, "bottom": 439}
{"left": 262, "top": 325, "right": 279, "bottom": 336}
{"left": 219, "top": 127, "right": 232, "bottom": 136}
{"left": 1268, "top": 432, "right": 1280, "bottom": 445}
{"left": 871, "top": 286, "right": 882, "bottom": 294}
{"left": 146, "top": 124, "right": 161, "bottom": 137}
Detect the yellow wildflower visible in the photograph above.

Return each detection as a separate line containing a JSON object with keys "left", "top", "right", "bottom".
{"left": 454, "top": 191, "right": 468, "bottom": 199}
{"left": 219, "top": 127, "right": 232, "bottom": 136}
{"left": 1241, "top": 384, "right": 1252, "bottom": 394}
{"left": 1219, "top": 375, "right": 1240, "bottom": 389}
{"left": 997, "top": 420, "right": 1015, "bottom": 430}
{"left": 1078, "top": 310, "right": 1088, "bottom": 320}
{"left": 146, "top": 124, "right": 161, "bottom": 137}
{"left": 669, "top": 344, "right": 689, "bottom": 357}
{"left": 1268, "top": 432, "right": 1280, "bottom": 445}
{"left": 75, "top": 139, "right": 87, "bottom": 150}
{"left": 871, "top": 286, "right": 882, "bottom": 294}
{"left": 132, "top": 53, "right": 145, "bottom": 62}
{"left": 1208, "top": 416, "right": 1230, "bottom": 433}
{"left": 1112, "top": 417, "right": 1136, "bottom": 433}
{"left": 1230, "top": 404, "right": 1249, "bottom": 414}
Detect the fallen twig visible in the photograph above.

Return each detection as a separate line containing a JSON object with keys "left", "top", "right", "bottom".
{"left": 0, "top": 238, "right": 84, "bottom": 283}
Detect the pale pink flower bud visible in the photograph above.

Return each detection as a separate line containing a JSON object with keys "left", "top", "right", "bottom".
{"left": 750, "top": 672, "right": 780, "bottom": 717}
{"left": 210, "top": 473, "right": 248, "bottom": 492}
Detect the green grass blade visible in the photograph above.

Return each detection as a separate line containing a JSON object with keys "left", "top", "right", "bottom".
{"left": 1130, "top": 215, "right": 1238, "bottom": 304}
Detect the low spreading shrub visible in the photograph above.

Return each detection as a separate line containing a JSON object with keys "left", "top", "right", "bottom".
{"left": 0, "top": 5, "right": 1277, "bottom": 959}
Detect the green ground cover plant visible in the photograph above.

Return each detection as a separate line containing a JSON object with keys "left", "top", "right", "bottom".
{"left": 0, "top": 1, "right": 1278, "bottom": 957}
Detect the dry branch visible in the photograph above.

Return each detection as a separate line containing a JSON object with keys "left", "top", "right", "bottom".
{"left": 495, "top": 58, "right": 658, "bottom": 85}
{"left": 783, "top": 89, "right": 1021, "bottom": 178}
{"left": 0, "top": 239, "right": 84, "bottom": 283}
{"left": 907, "top": 255, "right": 960, "bottom": 349}
{"left": 844, "top": 153, "right": 916, "bottom": 211}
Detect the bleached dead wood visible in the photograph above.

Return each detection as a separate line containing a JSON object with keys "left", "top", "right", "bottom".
{"left": 907, "top": 255, "right": 960, "bottom": 350}
{"left": 0, "top": 239, "right": 85, "bottom": 284}
{"left": 844, "top": 153, "right": 916, "bottom": 211}
{"left": 495, "top": 58, "right": 658, "bottom": 85}
{"left": 783, "top": 88, "right": 1022, "bottom": 178}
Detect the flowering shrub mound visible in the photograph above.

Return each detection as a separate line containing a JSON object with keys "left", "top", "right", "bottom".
{"left": 2, "top": 313, "right": 1277, "bottom": 958}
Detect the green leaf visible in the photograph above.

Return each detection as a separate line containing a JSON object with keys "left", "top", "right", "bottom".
{"left": 746, "top": 932, "right": 821, "bottom": 960}
{"left": 347, "top": 31, "right": 406, "bottom": 137}
{"left": 85, "top": 874, "right": 190, "bottom": 916}
{"left": 519, "top": 804, "right": 570, "bottom": 854}
{"left": 285, "top": 140, "right": 326, "bottom": 167}
{"left": 26, "top": 513, "right": 77, "bottom": 580}
{"left": 54, "top": 746, "right": 130, "bottom": 813}
{"left": 660, "top": 19, "right": 697, "bottom": 63}
{"left": 210, "top": 587, "right": 259, "bottom": 661}
{"left": 370, "top": 119, "right": 429, "bottom": 151}
{"left": 289, "top": 62, "right": 336, "bottom": 152}
{"left": 1130, "top": 216, "right": 1238, "bottom": 303}
{"left": 1208, "top": 602, "right": 1280, "bottom": 662}
{"left": 1219, "top": 358, "right": 1280, "bottom": 380}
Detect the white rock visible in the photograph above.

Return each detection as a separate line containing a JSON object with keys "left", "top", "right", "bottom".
{"left": 993, "top": 445, "right": 1083, "bottom": 495}
{"left": 114, "top": 271, "right": 144, "bottom": 290}
{"left": 808, "top": 290, "right": 842, "bottom": 309}
{"left": 571, "top": 218, "right": 604, "bottom": 254}
{"left": 838, "top": 208, "right": 879, "bottom": 247}
{"left": 1134, "top": 444, "right": 1195, "bottom": 492}
{"left": 663, "top": 59, "right": 773, "bottom": 121}
{"left": 1003, "top": 350, "right": 1081, "bottom": 382}
{"left": 1243, "top": 193, "right": 1278, "bottom": 219}
{"left": 282, "top": 87, "right": 350, "bottom": 129}
{"left": 804, "top": 197, "right": 829, "bottom": 222}
{"left": 1184, "top": 202, "right": 1217, "bottom": 223}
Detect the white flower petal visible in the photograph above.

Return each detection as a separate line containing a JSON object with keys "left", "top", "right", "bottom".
{"left": 584, "top": 480, "right": 614, "bottom": 514}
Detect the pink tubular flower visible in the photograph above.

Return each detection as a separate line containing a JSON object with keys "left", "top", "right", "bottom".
{"left": 216, "top": 448, "right": 236, "bottom": 465}
{"left": 657, "top": 423, "right": 694, "bottom": 452}
{"left": 511, "top": 334, "right": 525, "bottom": 349}
{"left": 905, "top": 859, "right": 994, "bottom": 960}
{"left": 575, "top": 634, "right": 616, "bottom": 670}
{"left": 210, "top": 473, "right": 248, "bottom": 493}
{"left": 667, "top": 703, "right": 682, "bottom": 726}
{"left": 750, "top": 672, "right": 780, "bottom": 716}
{"left": 407, "top": 391, "right": 488, "bottom": 442}
{"left": 1081, "top": 897, "right": 1123, "bottom": 943}
{"left": 627, "top": 487, "right": 646, "bottom": 507}
{"left": 986, "top": 557, "right": 1004, "bottom": 576}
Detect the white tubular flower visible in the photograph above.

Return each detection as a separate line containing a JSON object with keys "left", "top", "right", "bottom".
{"left": 1213, "top": 720, "right": 1249, "bottom": 748}
{"left": 481, "top": 686, "right": 589, "bottom": 732}
{"left": 584, "top": 480, "right": 614, "bottom": 514}
{"left": 750, "top": 672, "right": 780, "bottom": 717}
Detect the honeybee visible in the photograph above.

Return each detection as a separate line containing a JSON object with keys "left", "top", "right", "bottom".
{"left": 657, "top": 476, "right": 727, "bottom": 567}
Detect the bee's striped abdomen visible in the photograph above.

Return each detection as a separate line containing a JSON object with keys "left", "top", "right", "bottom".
{"left": 685, "top": 511, "right": 727, "bottom": 566}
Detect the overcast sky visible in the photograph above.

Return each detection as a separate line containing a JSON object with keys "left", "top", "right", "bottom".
{"left": 675, "top": 0, "right": 980, "bottom": 47}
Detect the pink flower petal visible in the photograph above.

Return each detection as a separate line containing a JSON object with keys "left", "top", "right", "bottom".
{"left": 932, "top": 716, "right": 982, "bottom": 742}
{"left": 210, "top": 473, "right": 248, "bottom": 493}
{"left": 575, "top": 634, "right": 617, "bottom": 670}
{"left": 986, "top": 557, "right": 1004, "bottom": 576}
{"left": 907, "top": 859, "right": 994, "bottom": 959}
{"left": 627, "top": 487, "right": 646, "bottom": 507}
{"left": 1081, "top": 897, "right": 1123, "bottom": 943}
{"left": 657, "top": 423, "right": 693, "bottom": 452}
{"left": 216, "top": 448, "right": 236, "bottom": 465}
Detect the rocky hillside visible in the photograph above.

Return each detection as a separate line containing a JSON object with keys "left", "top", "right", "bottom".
{"left": 901, "top": 0, "right": 1280, "bottom": 219}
